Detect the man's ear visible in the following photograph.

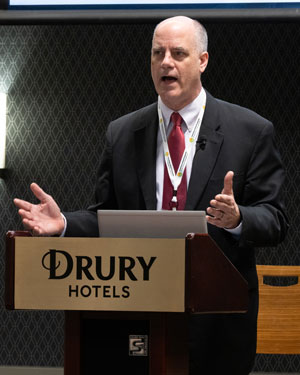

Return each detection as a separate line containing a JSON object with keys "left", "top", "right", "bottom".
{"left": 199, "top": 51, "right": 209, "bottom": 74}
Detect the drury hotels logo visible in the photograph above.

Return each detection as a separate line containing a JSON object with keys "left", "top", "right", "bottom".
{"left": 129, "top": 335, "right": 148, "bottom": 356}
{"left": 41, "top": 249, "right": 157, "bottom": 299}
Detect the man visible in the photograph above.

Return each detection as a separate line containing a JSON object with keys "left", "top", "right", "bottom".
{"left": 14, "top": 16, "right": 288, "bottom": 374}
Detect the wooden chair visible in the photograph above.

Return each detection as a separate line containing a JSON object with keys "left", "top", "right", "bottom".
{"left": 256, "top": 265, "right": 300, "bottom": 354}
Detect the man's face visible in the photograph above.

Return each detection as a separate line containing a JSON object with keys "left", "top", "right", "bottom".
{"left": 151, "top": 20, "right": 208, "bottom": 111}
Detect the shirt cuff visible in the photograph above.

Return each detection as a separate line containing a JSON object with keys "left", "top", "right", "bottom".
{"left": 224, "top": 221, "right": 242, "bottom": 237}
{"left": 60, "top": 213, "right": 67, "bottom": 237}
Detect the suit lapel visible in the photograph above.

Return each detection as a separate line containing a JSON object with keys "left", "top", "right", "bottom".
{"left": 134, "top": 104, "right": 158, "bottom": 210}
{"left": 185, "top": 92, "right": 224, "bottom": 210}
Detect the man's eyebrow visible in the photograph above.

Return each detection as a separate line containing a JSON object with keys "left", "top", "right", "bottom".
{"left": 151, "top": 46, "right": 189, "bottom": 55}
{"left": 172, "top": 47, "right": 188, "bottom": 52}
{"left": 152, "top": 46, "right": 165, "bottom": 51}
{"left": 152, "top": 46, "right": 188, "bottom": 52}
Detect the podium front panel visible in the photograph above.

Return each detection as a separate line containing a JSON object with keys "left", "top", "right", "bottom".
{"left": 13, "top": 237, "right": 186, "bottom": 312}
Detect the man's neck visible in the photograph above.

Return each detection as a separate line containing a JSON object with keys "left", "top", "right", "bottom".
{"left": 160, "top": 85, "right": 203, "bottom": 111}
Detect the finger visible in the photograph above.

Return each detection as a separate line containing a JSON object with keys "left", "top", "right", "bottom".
{"left": 211, "top": 196, "right": 232, "bottom": 208}
{"left": 19, "top": 208, "right": 40, "bottom": 222}
{"left": 208, "top": 204, "right": 227, "bottom": 216}
{"left": 32, "top": 226, "right": 42, "bottom": 236}
{"left": 23, "top": 220, "right": 42, "bottom": 236}
{"left": 222, "top": 171, "right": 234, "bottom": 196}
{"left": 18, "top": 209, "right": 31, "bottom": 220}
{"left": 14, "top": 198, "right": 33, "bottom": 211}
{"left": 22, "top": 218, "right": 37, "bottom": 230}
{"left": 30, "top": 183, "right": 49, "bottom": 203}
{"left": 210, "top": 199, "right": 235, "bottom": 217}
{"left": 206, "top": 206, "right": 224, "bottom": 220}
{"left": 206, "top": 215, "right": 223, "bottom": 228}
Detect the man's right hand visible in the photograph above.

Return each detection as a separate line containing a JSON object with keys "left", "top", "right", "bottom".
{"left": 14, "top": 183, "right": 65, "bottom": 236}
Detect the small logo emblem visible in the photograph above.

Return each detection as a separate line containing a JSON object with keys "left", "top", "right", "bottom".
{"left": 129, "top": 335, "right": 148, "bottom": 356}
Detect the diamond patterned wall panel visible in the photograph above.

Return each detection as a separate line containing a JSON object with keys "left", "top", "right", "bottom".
{"left": 0, "top": 22, "right": 299, "bottom": 371}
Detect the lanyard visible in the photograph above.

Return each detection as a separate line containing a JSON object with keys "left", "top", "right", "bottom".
{"left": 158, "top": 92, "right": 207, "bottom": 208}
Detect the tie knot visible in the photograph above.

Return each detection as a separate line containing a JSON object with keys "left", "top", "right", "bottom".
{"left": 171, "top": 112, "right": 183, "bottom": 128}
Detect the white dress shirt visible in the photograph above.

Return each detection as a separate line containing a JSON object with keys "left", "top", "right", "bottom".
{"left": 156, "top": 89, "right": 206, "bottom": 210}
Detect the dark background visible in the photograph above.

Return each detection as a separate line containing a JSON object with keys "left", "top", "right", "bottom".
{"left": 0, "top": 19, "right": 299, "bottom": 372}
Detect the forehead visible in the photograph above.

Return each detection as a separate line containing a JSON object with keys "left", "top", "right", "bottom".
{"left": 152, "top": 21, "right": 196, "bottom": 49}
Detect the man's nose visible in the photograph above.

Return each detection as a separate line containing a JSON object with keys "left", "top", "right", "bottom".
{"left": 161, "top": 52, "right": 174, "bottom": 68}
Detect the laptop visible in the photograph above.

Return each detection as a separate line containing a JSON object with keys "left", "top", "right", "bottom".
{"left": 97, "top": 210, "right": 207, "bottom": 238}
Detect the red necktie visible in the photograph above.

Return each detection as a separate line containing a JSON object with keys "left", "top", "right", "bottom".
{"left": 162, "top": 112, "right": 187, "bottom": 210}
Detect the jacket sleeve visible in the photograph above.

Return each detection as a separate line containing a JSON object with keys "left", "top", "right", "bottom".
{"left": 238, "top": 121, "right": 289, "bottom": 247}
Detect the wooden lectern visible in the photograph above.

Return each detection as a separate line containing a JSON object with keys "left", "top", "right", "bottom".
{"left": 5, "top": 231, "right": 248, "bottom": 375}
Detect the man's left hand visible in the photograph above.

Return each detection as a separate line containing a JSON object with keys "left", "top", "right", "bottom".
{"left": 206, "top": 171, "right": 241, "bottom": 229}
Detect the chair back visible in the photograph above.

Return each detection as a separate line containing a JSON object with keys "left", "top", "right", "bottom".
{"left": 257, "top": 265, "right": 300, "bottom": 354}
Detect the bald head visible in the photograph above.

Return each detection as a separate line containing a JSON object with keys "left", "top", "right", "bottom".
{"left": 153, "top": 16, "right": 208, "bottom": 54}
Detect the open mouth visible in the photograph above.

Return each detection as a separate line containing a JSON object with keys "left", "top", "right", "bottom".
{"left": 161, "top": 76, "right": 177, "bottom": 83}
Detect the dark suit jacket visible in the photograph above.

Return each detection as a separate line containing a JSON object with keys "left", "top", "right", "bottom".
{"left": 65, "top": 91, "right": 288, "bottom": 290}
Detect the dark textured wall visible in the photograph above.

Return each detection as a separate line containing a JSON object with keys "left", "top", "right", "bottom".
{"left": 0, "top": 22, "right": 299, "bottom": 371}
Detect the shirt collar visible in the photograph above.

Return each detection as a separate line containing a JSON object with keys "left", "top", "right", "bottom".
{"left": 158, "top": 88, "right": 206, "bottom": 132}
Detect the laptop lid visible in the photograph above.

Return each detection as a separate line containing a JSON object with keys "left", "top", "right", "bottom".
{"left": 97, "top": 210, "right": 207, "bottom": 238}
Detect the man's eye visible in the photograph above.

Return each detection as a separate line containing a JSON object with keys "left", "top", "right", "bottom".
{"left": 175, "top": 51, "right": 185, "bottom": 57}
